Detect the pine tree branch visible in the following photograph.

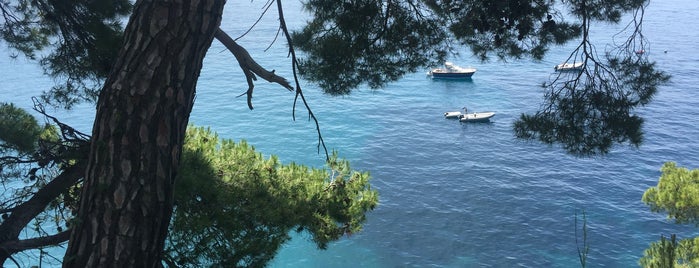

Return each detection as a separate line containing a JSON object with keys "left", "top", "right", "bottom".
{"left": 1, "top": 230, "right": 71, "bottom": 252}
{"left": 275, "top": 0, "right": 329, "bottom": 159}
{"left": 0, "top": 163, "right": 83, "bottom": 243}
{"left": 214, "top": 27, "right": 293, "bottom": 110}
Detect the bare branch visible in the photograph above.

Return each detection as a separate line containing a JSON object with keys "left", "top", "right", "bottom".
{"left": 214, "top": 28, "right": 293, "bottom": 110}
{"left": 1, "top": 230, "right": 70, "bottom": 252}
{"left": 33, "top": 98, "right": 91, "bottom": 143}
{"left": 0, "top": 163, "right": 83, "bottom": 244}
{"left": 234, "top": 0, "right": 276, "bottom": 41}
{"left": 275, "top": 0, "right": 329, "bottom": 160}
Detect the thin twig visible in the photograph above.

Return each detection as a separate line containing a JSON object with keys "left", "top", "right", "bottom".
{"left": 275, "top": 0, "right": 329, "bottom": 160}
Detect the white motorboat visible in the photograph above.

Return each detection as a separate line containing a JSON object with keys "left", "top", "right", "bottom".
{"left": 445, "top": 107, "right": 495, "bottom": 122}
{"left": 459, "top": 112, "right": 495, "bottom": 123}
{"left": 429, "top": 62, "right": 476, "bottom": 79}
{"left": 554, "top": 62, "right": 584, "bottom": 72}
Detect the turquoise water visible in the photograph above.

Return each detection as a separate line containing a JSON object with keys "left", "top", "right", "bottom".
{"left": 2, "top": 0, "right": 699, "bottom": 267}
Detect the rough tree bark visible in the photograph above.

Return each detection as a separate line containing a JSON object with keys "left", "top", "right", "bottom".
{"left": 63, "top": 0, "right": 225, "bottom": 266}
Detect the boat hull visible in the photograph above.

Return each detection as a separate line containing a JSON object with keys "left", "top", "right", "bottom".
{"left": 431, "top": 72, "right": 475, "bottom": 79}
{"left": 459, "top": 112, "right": 495, "bottom": 123}
{"left": 444, "top": 111, "right": 462, "bottom": 119}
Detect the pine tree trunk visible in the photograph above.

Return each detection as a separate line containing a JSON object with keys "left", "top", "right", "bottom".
{"left": 63, "top": 0, "right": 224, "bottom": 266}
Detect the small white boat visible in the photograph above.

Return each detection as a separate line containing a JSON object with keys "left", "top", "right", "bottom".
{"left": 429, "top": 62, "right": 476, "bottom": 79}
{"left": 445, "top": 107, "right": 495, "bottom": 122}
{"left": 554, "top": 62, "right": 584, "bottom": 72}
{"left": 459, "top": 112, "right": 495, "bottom": 123}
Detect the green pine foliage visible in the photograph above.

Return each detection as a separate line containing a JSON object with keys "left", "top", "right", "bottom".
{"left": 0, "top": 106, "right": 377, "bottom": 266}
{"left": 641, "top": 163, "right": 699, "bottom": 267}
{"left": 640, "top": 235, "right": 678, "bottom": 268}
{"left": 165, "top": 126, "right": 378, "bottom": 267}
{"left": 0, "top": 104, "right": 82, "bottom": 233}
{"left": 676, "top": 237, "right": 699, "bottom": 267}
{"left": 0, "top": 0, "right": 131, "bottom": 108}
{"left": 643, "top": 162, "right": 699, "bottom": 225}
{"left": 0, "top": 102, "right": 43, "bottom": 153}
{"left": 293, "top": 0, "right": 448, "bottom": 95}
{"left": 639, "top": 234, "right": 699, "bottom": 267}
{"left": 292, "top": 0, "right": 586, "bottom": 95}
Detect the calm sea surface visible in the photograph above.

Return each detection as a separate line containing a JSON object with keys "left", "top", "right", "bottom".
{"left": 2, "top": 0, "right": 699, "bottom": 267}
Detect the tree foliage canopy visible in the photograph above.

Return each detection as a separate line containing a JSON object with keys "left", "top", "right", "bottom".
{"left": 166, "top": 127, "right": 377, "bottom": 267}
{"left": 293, "top": 0, "right": 668, "bottom": 156}
{"left": 292, "top": 0, "right": 448, "bottom": 94}
{"left": 292, "top": 0, "right": 582, "bottom": 94}
{"left": 292, "top": 0, "right": 654, "bottom": 95}
{"left": 641, "top": 163, "right": 699, "bottom": 267}
{"left": 643, "top": 162, "right": 699, "bottom": 226}
{"left": 0, "top": 109, "right": 377, "bottom": 267}
{"left": 0, "top": 103, "right": 45, "bottom": 153}
{"left": 1, "top": 0, "right": 131, "bottom": 108}
{"left": 1, "top": 0, "right": 669, "bottom": 155}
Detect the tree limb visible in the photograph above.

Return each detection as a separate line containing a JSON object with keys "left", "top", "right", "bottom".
{"left": 275, "top": 0, "right": 329, "bottom": 159}
{"left": 1, "top": 231, "right": 71, "bottom": 252}
{"left": 214, "top": 27, "right": 293, "bottom": 110}
{"left": 0, "top": 163, "right": 83, "bottom": 242}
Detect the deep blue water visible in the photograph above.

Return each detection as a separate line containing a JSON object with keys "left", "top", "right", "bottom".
{"left": 2, "top": 0, "right": 699, "bottom": 267}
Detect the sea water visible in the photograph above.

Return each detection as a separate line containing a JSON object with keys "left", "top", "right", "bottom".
{"left": 1, "top": 0, "right": 698, "bottom": 267}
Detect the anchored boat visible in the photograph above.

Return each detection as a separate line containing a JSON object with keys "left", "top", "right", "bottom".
{"left": 429, "top": 62, "right": 476, "bottom": 79}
